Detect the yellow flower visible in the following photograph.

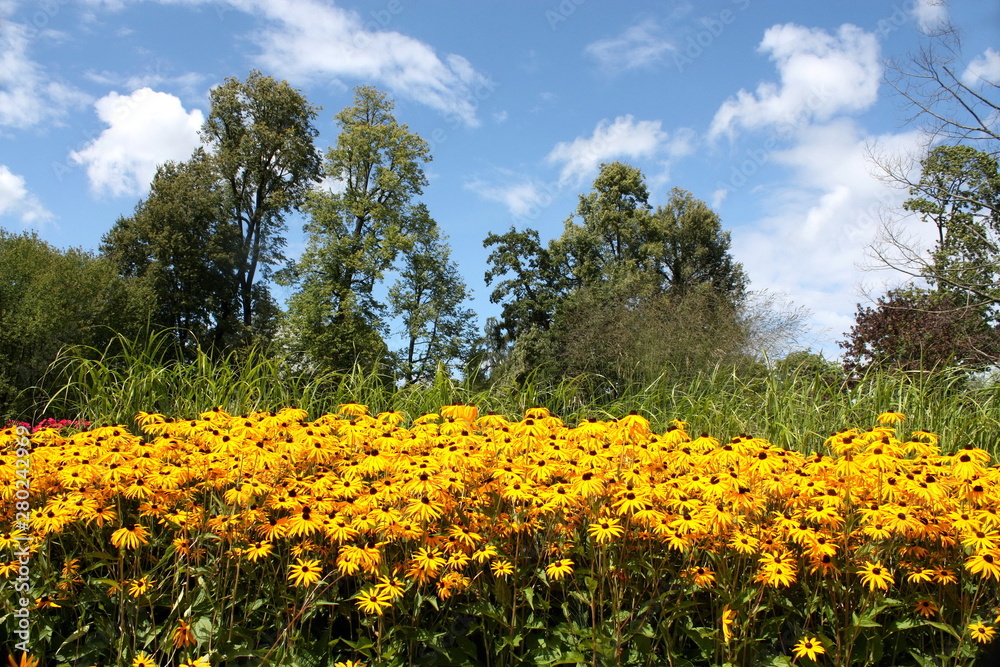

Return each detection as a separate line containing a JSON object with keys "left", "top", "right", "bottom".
{"left": 966, "top": 551, "right": 1000, "bottom": 581}
{"left": 792, "top": 637, "right": 825, "bottom": 661}
{"left": 587, "top": 517, "right": 624, "bottom": 543}
{"left": 177, "top": 658, "right": 210, "bottom": 667}
{"left": 968, "top": 622, "right": 996, "bottom": 644}
{"left": 545, "top": 558, "right": 574, "bottom": 581}
{"left": 131, "top": 652, "right": 156, "bottom": 667}
{"left": 876, "top": 412, "right": 906, "bottom": 425}
{"left": 111, "top": 523, "right": 149, "bottom": 550}
{"left": 857, "top": 561, "right": 893, "bottom": 591}
{"left": 490, "top": 559, "right": 515, "bottom": 577}
{"left": 721, "top": 605, "right": 736, "bottom": 643}
{"left": 288, "top": 558, "right": 323, "bottom": 587}
{"left": 127, "top": 576, "right": 154, "bottom": 598}
{"left": 354, "top": 588, "right": 393, "bottom": 615}
{"left": 333, "top": 661, "right": 367, "bottom": 667}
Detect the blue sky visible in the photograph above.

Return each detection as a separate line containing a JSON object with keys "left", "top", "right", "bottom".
{"left": 1, "top": 0, "right": 998, "bottom": 356}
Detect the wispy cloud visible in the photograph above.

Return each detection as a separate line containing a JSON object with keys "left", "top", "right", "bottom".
{"left": 0, "top": 17, "right": 89, "bottom": 129}
{"left": 584, "top": 19, "right": 675, "bottom": 74}
{"left": 962, "top": 47, "right": 1000, "bottom": 86}
{"left": 227, "top": 0, "right": 495, "bottom": 127}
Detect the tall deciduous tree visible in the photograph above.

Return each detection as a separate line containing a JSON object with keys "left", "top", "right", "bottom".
{"left": 283, "top": 85, "right": 431, "bottom": 372}
{"left": 387, "top": 205, "right": 480, "bottom": 384}
{"left": 484, "top": 162, "right": 759, "bottom": 386}
{"left": 201, "top": 70, "right": 323, "bottom": 335}
{"left": 103, "top": 71, "right": 322, "bottom": 351}
{"left": 101, "top": 150, "right": 241, "bottom": 351}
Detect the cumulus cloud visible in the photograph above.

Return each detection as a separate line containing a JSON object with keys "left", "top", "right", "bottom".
{"left": 70, "top": 88, "right": 204, "bottom": 197}
{"left": 708, "top": 23, "right": 881, "bottom": 140}
{"left": 585, "top": 19, "right": 675, "bottom": 74}
{"left": 546, "top": 115, "right": 670, "bottom": 185}
{"left": 962, "top": 47, "right": 1000, "bottom": 86}
{"left": 227, "top": 0, "right": 494, "bottom": 127}
{"left": 911, "top": 0, "right": 949, "bottom": 34}
{"left": 0, "top": 165, "right": 51, "bottom": 223}
{"left": 0, "top": 19, "right": 89, "bottom": 128}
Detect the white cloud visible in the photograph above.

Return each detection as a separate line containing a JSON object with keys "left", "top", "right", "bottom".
{"left": 585, "top": 19, "right": 675, "bottom": 74}
{"left": 0, "top": 20, "right": 89, "bottom": 128}
{"left": 728, "top": 120, "right": 929, "bottom": 352}
{"left": 228, "top": 0, "right": 494, "bottom": 127}
{"left": 546, "top": 115, "right": 670, "bottom": 185}
{"left": 465, "top": 177, "right": 546, "bottom": 219}
{"left": 962, "top": 48, "right": 1000, "bottom": 86}
{"left": 70, "top": 88, "right": 204, "bottom": 197}
{"left": 911, "top": 0, "right": 949, "bottom": 34}
{"left": 708, "top": 23, "right": 881, "bottom": 140}
{"left": 0, "top": 165, "right": 51, "bottom": 223}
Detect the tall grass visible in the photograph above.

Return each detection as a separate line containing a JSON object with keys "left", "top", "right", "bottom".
{"left": 42, "top": 332, "right": 1000, "bottom": 453}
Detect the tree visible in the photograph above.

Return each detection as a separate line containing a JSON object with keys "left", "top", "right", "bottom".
{"left": 0, "top": 231, "right": 152, "bottom": 420}
{"left": 387, "top": 205, "right": 480, "bottom": 384}
{"left": 484, "top": 162, "right": 762, "bottom": 387}
{"left": 283, "top": 86, "right": 432, "bottom": 372}
{"left": 648, "top": 187, "right": 747, "bottom": 298}
{"left": 869, "top": 34, "right": 1000, "bottom": 311}
{"left": 100, "top": 150, "right": 241, "bottom": 353}
{"left": 839, "top": 284, "right": 1000, "bottom": 377}
{"left": 201, "top": 70, "right": 322, "bottom": 336}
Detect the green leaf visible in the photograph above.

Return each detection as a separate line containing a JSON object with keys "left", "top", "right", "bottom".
{"left": 925, "top": 621, "right": 961, "bottom": 639}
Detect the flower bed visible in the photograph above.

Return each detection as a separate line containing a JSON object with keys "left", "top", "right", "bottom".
{"left": 2, "top": 407, "right": 998, "bottom": 666}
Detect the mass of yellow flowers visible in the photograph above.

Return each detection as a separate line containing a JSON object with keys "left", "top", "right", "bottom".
{"left": 2, "top": 405, "right": 999, "bottom": 665}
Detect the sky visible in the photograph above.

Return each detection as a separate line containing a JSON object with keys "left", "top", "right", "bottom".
{"left": 1, "top": 0, "right": 998, "bottom": 357}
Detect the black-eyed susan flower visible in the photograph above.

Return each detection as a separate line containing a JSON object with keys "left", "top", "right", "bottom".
{"left": 490, "top": 559, "right": 515, "bottom": 577}
{"left": 965, "top": 550, "right": 1000, "bottom": 580}
{"left": 721, "top": 605, "right": 737, "bottom": 643}
{"left": 587, "top": 517, "right": 624, "bottom": 543}
{"left": 545, "top": 558, "right": 574, "bottom": 581}
{"left": 287, "top": 558, "right": 323, "bottom": 587}
{"left": 110, "top": 523, "right": 149, "bottom": 550}
{"left": 792, "top": 636, "right": 825, "bottom": 660}
{"left": 354, "top": 588, "right": 393, "bottom": 615}
{"left": 131, "top": 652, "right": 156, "bottom": 667}
{"left": 914, "top": 600, "right": 938, "bottom": 618}
{"left": 876, "top": 412, "right": 906, "bottom": 425}
{"left": 968, "top": 622, "right": 996, "bottom": 644}
{"left": 172, "top": 618, "right": 197, "bottom": 649}
{"left": 857, "top": 561, "right": 893, "bottom": 591}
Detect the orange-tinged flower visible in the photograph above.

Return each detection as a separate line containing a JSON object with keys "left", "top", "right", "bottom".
{"left": 173, "top": 619, "right": 197, "bottom": 649}
{"left": 914, "top": 600, "right": 938, "bottom": 618}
